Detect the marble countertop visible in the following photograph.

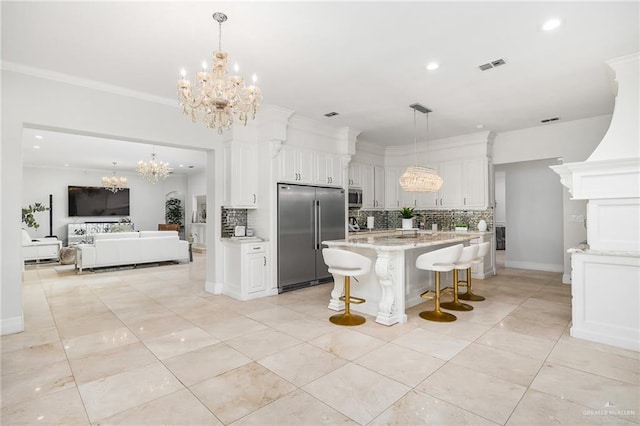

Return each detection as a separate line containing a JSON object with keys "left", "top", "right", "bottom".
{"left": 221, "top": 237, "right": 266, "bottom": 244}
{"left": 568, "top": 246, "right": 640, "bottom": 258}
{"left": 348, "top": 229, "right": 494, "bottom": 237}
{"left": 324, "top": 232, "right": 478, "bottom": 251}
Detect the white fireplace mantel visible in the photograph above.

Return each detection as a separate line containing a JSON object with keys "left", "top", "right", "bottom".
{"left": 551, "top": 52, "right": 640, "bottom": 352}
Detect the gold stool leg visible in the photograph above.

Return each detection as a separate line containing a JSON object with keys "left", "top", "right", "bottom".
{"left": 441, "top": 269, "right": 474, "bottom": 311}
{"left": 330, "top": 276, "right": 366, "bottom": 326}
{"left": 458, "top": 267, "right": 486, "bottom": 301}
{"left": 420, "top": 271, "right": 457, "bottom": 322}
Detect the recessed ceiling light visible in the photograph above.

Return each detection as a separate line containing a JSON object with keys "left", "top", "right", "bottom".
{"left": 35, "top": 135, "right": 43, "bottom": 140}
{"left": 179, "top": 164, "right": 184, "bottom": 168}
{"left": 64, "top": 164, "right": 69, "bottom": 167}
{"left": 426, "top": 62, "right": 439, "bottom": 71}
{"left": 542, "top": 18, "right": 562, "bottom": 31}
{"left": 476, "top": 124, "right": 485, "bottom": 129}
{"left": 33, "top": 145, "right": 40, "bottom": 149}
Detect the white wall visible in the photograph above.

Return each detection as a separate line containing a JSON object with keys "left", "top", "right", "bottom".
{"left": 493, "top": 115, "right": 610, "bottom": 279}
{"left": 1, "top": 69, "right": 223, "bottom": 335}
{"left": 494, "top": 170, "right": 506, "bottom": 226}
{"left": 501, "top": 159, "right": 564, "bottom": 272}
{"left": 23, "top": 166, "right": 187, "bottom": 242}
{"left": 493, "top": 115, "right": 611, "bottom": 166}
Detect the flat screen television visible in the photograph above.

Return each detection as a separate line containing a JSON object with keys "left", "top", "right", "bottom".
{"left": 68, "top": 186, "right": 130, "bottom": 217}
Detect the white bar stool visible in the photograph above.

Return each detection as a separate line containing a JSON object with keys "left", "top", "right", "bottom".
{"left": 322, "top": 248, "right": 371, "bottom": 326}
{"left": 441, "top": 244, "right": 478, "bottom": 311}
{"left": 415, "top": 244, "right": 464, "bottom": 322}
{"left": 458, "top": 241, "right": 490, "bottom": 301}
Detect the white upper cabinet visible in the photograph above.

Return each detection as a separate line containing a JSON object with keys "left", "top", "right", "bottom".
{"left": 348, "top": 162, "right": 363, "bottom": 188}
{"left": 462, "top": 157, "right": 488, "bottom": 208}
{"left": 279, "top": 146, "right": 315, "bottom": 184}
{"left": 316, "top": 152, "right": 344, "bottom": 187}
{"left": 384, "top": 167, "right": 402, "bottom": 209}
{"left": 363, "top": 164, "right": 385, "bottom": 209}
{"left": 224, "top": 141, "right": 258, "bottom": 208}
{"left": 429, "top": 158, "right": 488, "bottom": 209}
{"left": 438, "top": 160, "right": 464, "bottom": 208}
{"left": 279, "top": 146, "right": 344, "bottom": 187}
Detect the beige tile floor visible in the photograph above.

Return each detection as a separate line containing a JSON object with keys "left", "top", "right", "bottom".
{"left": 2, "top": 253, "right": 639, "bottom": 425}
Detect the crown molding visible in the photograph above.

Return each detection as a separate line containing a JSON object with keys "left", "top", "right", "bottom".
{"left": 385, "top": 130, "right": 494, "bottom": 159}
{"left": 1, "top": 61, "right": 177, "bottom": 107}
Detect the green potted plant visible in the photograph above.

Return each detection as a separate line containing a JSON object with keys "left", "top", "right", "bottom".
{"left": 455, "top": 223, "right": 469, "bottom": 232}
{"left": 22, "top": 202, "right": 48, "bottom": 230}
{"left": 399, "top": 207, "right": 416, "bottom": 230}
{"left": 165, "top": 198, "right": 184, "bottom": 232}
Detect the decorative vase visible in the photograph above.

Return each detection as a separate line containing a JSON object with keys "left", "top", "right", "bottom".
{"left": 402, "top": 218, "right": 413, "bottom": 229}
{"left": 477, "top": 219, "right": 487, "bottom": 232}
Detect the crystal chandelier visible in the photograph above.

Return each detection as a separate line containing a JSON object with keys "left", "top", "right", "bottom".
{"left": 177, "top": 12, "right": 262, "bottom": 134}
{"left": 137, "top": 149, "right": 171, "bottom": 184}
{"left": 102, "top": 162, "right": 127, "bottom": 193}
{"left": 399, "top": 104, "right": 443, "bottom": 192}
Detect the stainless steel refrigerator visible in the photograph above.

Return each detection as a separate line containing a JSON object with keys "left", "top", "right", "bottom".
{"left": 277, "top": 184, "right": 345, "bottom": 293}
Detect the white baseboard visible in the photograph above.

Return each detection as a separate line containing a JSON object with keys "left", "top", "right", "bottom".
{"left": 504, "top": 260, "right": 564, "bottom": 273}
{"left": 562, "top": 273, "right": 572, "bottom": 284}
{"left": 571, "top": 325, "right": 640, "bottom": 352}
{"left": 1, "top": 315, "right": 24, "bottom": 335}
{"left": 206, "top": 280, "right": 223, "bottom": 295}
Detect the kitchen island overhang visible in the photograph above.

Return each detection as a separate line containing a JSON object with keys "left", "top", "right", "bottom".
{"left": 322, "top": 231, "right": 495, "bottom": 326}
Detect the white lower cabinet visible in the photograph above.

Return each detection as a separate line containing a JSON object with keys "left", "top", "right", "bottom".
{"left": 223, "top": 241, "right": 269, "bottom": 300}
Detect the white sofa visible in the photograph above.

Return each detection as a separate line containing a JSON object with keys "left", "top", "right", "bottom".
{"left": 75, "top": 231, "right": 189, "bottom": 272}
{"left": 22, "top": 229, "right": 62, "bottom": 262}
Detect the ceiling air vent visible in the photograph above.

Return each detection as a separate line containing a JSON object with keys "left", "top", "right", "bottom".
{"left": 324, "top": 112, "right": 339, "bottom": 117}
{"left": 541, "top": 116, "right": 560, "bottom": 123}
{"left": 479, "top": 58, "right": 506, "bottom": 71}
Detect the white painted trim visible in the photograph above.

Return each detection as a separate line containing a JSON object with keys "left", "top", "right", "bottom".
{"left": 1, "top": 61, "right": 178, "bottom": 107}
{"left": 504, "top": 260, "right": 564, "bottom": 273}
{"left": 206, "top": 280, "right": 223, "bottom": 295}
{"left": 571, "top": 327, "right": 639, "bottom": 352}
{"left": 0, "top": 315, "right": 24, "bottom": 335}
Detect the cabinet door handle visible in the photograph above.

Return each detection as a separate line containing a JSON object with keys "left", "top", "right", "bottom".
{"left": 253, "top": 194, "right": 256, "bottom": 204}
{"left": 397, "top": 201, "right": 399, "bottom": 207}
{"left": 263, "top": 256, "right": 266, "bottom": 266}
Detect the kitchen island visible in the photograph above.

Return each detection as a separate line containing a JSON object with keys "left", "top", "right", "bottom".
{"left": 323, "top": 230, "right": 494, "bottom": 325}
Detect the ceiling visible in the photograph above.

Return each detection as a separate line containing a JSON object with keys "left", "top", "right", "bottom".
{"left": 3, "top": 1, "right": 639, "bottom": 172}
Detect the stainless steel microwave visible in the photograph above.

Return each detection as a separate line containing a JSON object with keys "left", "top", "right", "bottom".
{"left": 348, "top": 189, "right": 363, "bottom": 208}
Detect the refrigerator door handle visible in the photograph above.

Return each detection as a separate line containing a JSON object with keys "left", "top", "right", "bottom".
{"left": 313, "top": 200, "right": 319, "bottom": 250}
{"left": 317, "top": 201, "right": 322, "bottom": 250}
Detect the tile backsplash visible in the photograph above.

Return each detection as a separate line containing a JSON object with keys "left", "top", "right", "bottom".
{"left": 349, "top": 208, "right": 494, "bottom": 232}
{"left": 221, "top": 208, "right": 248, "bottom": 238}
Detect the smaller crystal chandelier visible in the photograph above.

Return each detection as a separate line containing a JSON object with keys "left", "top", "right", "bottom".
{"left": 177, "top": 12, "right": 262, "bottom": 134}
{"left": 102, "top": 162, "right": 127, "bottom": 193}
{"left": 399, "top": 104, "right": 443, "bottom": 192}
{"left": 137, "top": 149, "right": 171, "bottom": 184}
